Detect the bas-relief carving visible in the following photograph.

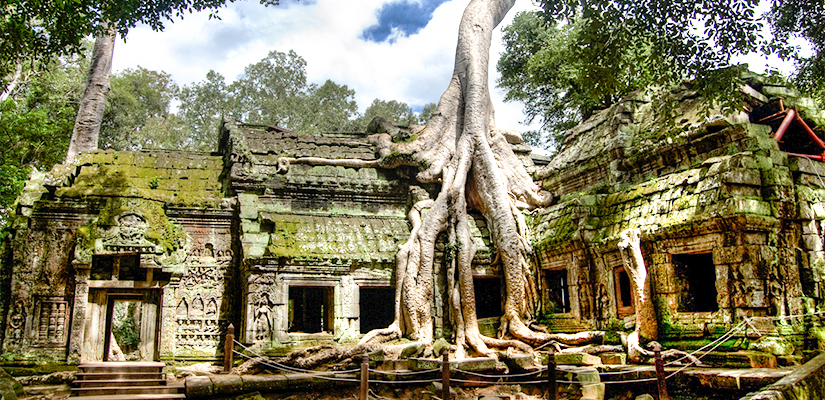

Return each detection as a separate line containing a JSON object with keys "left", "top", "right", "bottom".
{"left": 172, "top": 243, "right": 232, "bottom": 355}
{"left": 99, "top": 213, "right": 162, "bottom": 255}
{"left": 246, "top": 273, "right": 280, "bottom": 343}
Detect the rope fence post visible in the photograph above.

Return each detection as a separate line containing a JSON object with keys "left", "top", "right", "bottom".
{"left": 360, "top": 353, "right": 369, "bottom": 400}
{"left": 441, "top": 346, "right": 450, "bottom": 400}
{"left": 652, "top": 343, "right": 670, "bottom": 400}
{"left": 224, "top": 323, "right": 234, "bottom": 373}
{"left": 547, "top": 347, "right": 557, "bottom": 400}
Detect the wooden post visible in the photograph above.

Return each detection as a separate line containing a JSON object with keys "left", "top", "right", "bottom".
{"left": 360, "top": 353, "right": 369, "bottom": 400}
{"left": 652, "top": 343, "right": 670, "bottom": 400}
{"left": 223, "top": 323, "right": 234, "bottom": 373}
{"left": 547, "top": 347, "right": 557, "bottom": 400}
{"left": 441, "top": 347, "right": 450, "bottom": 400}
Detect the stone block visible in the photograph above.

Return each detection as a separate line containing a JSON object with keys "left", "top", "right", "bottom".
{"left": 185, "top": 375, "right": 214, "bottom": 398}
{"left": 555, "top": 352, "right": 602, "bottom": 366}
{"left": 210, "top": 374, "right": 243, "bottom": 395}
{"left": 599, "top": 353, "right": 626, "bottom": 365}
{"left": 238, "top": 193, "right": 260, "bottom": 220}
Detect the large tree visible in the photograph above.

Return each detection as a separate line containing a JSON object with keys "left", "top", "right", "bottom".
{"left": 283, "top": 0, "right": 601, "bottom": 361}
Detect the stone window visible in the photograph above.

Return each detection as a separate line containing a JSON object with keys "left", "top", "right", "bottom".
{"left": 673, "top": 253, "right": 719, "bottom": 312}
{"left": 473, "top": 277, "right": 502, "bottom": 319}
{"left": 614, "top": 267, "right": 634, "bottom": 318}
{"left": 359, "top": 287, "right": 395, "bottom": 333}
{"left": 288, "top": 286, "right": 333, "bottom": 334}
{"left": 33, "top": 297, "right": 69, "bottom": 346}
{"left": 91, "top": 254, "right": 145, "bottom": 281}
{"left": 544, "top": 269, "right": 570, "bottom": 314}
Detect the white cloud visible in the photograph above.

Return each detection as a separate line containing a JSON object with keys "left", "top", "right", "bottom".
{"left": 111, "top": 0, "right": 541, "bottom": 131}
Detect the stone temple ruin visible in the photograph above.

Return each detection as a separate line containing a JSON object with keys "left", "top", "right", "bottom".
{"left": 2, "top": 71, "right": 825, "bottom": 387}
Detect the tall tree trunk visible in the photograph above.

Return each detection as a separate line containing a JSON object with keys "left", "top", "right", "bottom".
{"left": 618, "top": 228, "right": 658, "bottom": 362}
{"left": 65, "top": 26, "right": 116, "bottom": 163}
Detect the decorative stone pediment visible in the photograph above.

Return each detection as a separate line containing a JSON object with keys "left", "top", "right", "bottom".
{"left": 98, "top": 212, "right": 162, "bottom": 254}
{"left": 73, "top": 198, "right": 191, "bottom": 270}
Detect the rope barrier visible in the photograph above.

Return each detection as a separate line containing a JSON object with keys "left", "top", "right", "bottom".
{"left": 231, "top": 349, "right": 361, "bottom": 383}
{"left": 223, "top": 309, "right": 825, "bottom": 395}
{"left": 368, "top": 368, "right": 441, "bottom": 376}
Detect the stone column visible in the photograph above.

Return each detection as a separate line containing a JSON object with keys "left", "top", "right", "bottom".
{"left": 67, "top": 263, "right": 90, "bottom": 364}
{"left": 159, "top": 277, "right": 179, "bottom": 360}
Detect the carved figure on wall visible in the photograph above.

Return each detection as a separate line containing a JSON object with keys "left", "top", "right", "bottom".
{"left": 577, "top": 275, "right": 592, "bottom": 319}
{"left": 176, "top": 299, "right": 189, "bottom": 319}
{"left": 254, "top": 293, "right": 273, "bottom": 342}
{"left": 192, "top": 295, "right": 204, "bottom": 318}
{"left": 767, "top": 272, "right": 784, "bottom": 316}
{"left": 206, "top": 298, "right": 217, "bottom": 318}
{"left": 8, "top": 303, "right": 25, "bottom": 344}
{"left": 596, "top": 284, "right": 610, "bottom": 320}
{"left": 728, "top": 264, "right": 746, "bottom": 308}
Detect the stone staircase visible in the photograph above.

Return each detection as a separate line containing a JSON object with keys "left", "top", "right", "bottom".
{"left": 71, "top": 362, "right": 185, "bottom": 400}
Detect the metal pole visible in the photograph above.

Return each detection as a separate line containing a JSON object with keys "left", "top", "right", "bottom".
{"left": 652, "top": 343, "right": 670, "bottom": 400}
{"left": 223, "top": 323, "right": 234, "bottom": 373}
{"left": 547, "top": 347, "right": 557, "bottom": 400}
{"left": 360, "top": 353, "right": 369, "bottom": 400}
{"left": 441, "top": 347, "right": 450, "bottom": 400}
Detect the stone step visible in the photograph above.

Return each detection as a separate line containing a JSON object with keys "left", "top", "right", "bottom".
{"left": 70, "top": 395, "right": 186, "bottom": 400}
{"left": 76, "top": 372, "right": 165, "bottom": 381}
{"left": 75, "top": 379, "right": 167, "bottom": 388}
{"left": 71, "top": 385, "right": 183, "bottom": 396}
{"left": 79, "top": 363, "right": 164, "bottom": 374}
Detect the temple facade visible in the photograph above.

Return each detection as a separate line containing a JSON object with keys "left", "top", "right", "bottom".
{"left": 1, "top": 71, "right": 824, "bottom": 364}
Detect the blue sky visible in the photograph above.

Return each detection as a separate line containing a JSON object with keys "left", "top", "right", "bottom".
{"left": 362, "top": 0, "right": 452, "bottom": 43}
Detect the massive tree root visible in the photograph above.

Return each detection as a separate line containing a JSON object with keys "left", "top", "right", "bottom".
{"left": 281, "top": 0, "right": 603, "bottom": 363}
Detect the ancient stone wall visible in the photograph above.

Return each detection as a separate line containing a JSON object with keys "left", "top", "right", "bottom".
{"left": 531, "top": 73, "right": 825, "bottom": 347}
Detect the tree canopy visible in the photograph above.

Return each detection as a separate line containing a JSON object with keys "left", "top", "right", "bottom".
{"left": 499, "top": 0, "right": 825, "bottom": 151}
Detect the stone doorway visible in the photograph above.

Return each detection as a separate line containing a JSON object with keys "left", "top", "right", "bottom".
{"left": 83, "top": 289, "right": 162, "bottom": 362}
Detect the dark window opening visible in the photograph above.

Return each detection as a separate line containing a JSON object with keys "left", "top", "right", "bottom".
{"left": 359, "top": 287, "right": 395, "bottom": 333}
{"left": 91, "top": 254, "right": 144, "bottom": 281}
{"left": 544, "top": 270, "right": 570, "bottom": 314}
{"left": 91, "top": 256, "right": 114, "bottom": 280}
{"left": 614, "top": 267, "right": 634, "bottom": 318}
{"left": 618, "top": 271, "right": 632, "bottom": 306}
{"left": 673, "top": 253, "right": 718, "bottom": 312}
{"left": 474, "top": 277, "right": 502, "bottom": 319}
{"left": 118, "top": 254, "right": 145, "bottom": 281}
{"left": 288, "top": 286, "right": 333, "bottom": 333}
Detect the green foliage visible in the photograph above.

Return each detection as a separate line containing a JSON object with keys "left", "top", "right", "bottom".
{"left": 178, "top": 50, "right": 432, "bottom": 138}
{"left": 102, "top": 67, "right": 196, "bottom": 151}
{"left": 498, "top": 11, "right": 654, "bottom": 150}
{"left": 111, "top": 301, "right": 141, "bottom": 354}
{"left": 355, "top": 99, "right": 427, "bottom": 130}
{"left": 500, "top": 1, "right": 825, "bottom": 151}
{"left": 0, "top": 51, "right": 85, "bottom": 222}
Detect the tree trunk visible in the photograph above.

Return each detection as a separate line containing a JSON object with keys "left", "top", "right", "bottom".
{"left": 65, "top": 26, "right": 116, "bottom": 163}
